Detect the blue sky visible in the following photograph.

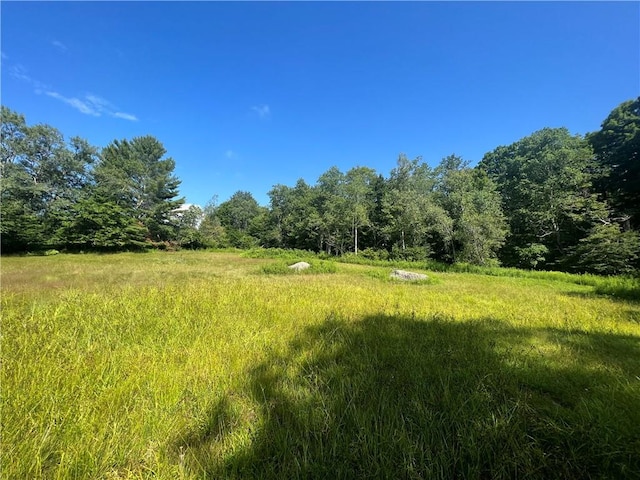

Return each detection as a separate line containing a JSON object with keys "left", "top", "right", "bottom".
{"left": 2, "top": 1, "right": 638, "bottom": 207}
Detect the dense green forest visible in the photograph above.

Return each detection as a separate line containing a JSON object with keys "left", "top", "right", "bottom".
{"left": 1, "top": 99, "right": 638, "bottom": 274}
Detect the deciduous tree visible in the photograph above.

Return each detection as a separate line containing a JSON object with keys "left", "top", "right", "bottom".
{"left": 436, "top": 155, "right": 507, "bottom": 265}
{"left": 588, "top": 97, "right": 640, "bottom": 227}
{"left": 480, "top": 128, "right": 607, "bottom": 268}
{"left": 0, "top": 107, "right": 97, "bottom": 251}
{"left": 216, "top": 191, "right": 261, "bottom": 248}
{"left": 344, "top": 166, "right": 377, "bottom": 255}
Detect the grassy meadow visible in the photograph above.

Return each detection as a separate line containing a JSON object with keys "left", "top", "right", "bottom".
{"left": 2, "top": 251, "right": 639, "bottom": 479}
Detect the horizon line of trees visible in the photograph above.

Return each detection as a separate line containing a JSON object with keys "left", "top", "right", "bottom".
{"left": 1, "top": 98, "right": 638, "bottom": 275}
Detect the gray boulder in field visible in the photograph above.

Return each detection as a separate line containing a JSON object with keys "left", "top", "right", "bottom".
{"left": 288, "top": 262, "right": 311, "bottom": 271}
{"left": 390, "top": 269, "right": 428, "bottom": 281}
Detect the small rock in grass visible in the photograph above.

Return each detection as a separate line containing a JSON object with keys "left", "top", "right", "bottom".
{"left": 390, "top": 269, "right": 428, "bottom": 281}
{"left": 288, "top": 262, "right": 311, "bottom": 271}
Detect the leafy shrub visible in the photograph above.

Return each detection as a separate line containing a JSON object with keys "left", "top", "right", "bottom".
{"left": 244, "top": 248, "right": 319, "bottom": 260}
{"left": 390, "top": 244, "right": 432, "bottom": 262}
{"left": 514, "top": 243, "right": 549, "bottom": 269}
{"left": 359, "top": 248, "right": 390, "bottom": 261}
{"left": 25, "top": 249, "right": 60, "bottom": 256}
{"left": 339, "top": 253, "right": 448, "bottom": 272}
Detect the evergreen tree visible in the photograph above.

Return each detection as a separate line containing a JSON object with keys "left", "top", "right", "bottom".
{"left": 92, "top": 136, "right": 184, "bottom": 247}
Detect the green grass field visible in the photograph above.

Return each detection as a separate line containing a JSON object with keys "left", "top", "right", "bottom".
{"left": 2, "top": 251, "right": 639, "bottom": 479}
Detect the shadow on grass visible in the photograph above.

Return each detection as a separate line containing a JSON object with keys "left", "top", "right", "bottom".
{"left": 174, "top": 314, "right": 640, "bottom": 479}
{"left": 593, "top": 282, "right": 640, "bottom": 303}
{"left": 567, "top": 276, "right": 640, "bottom": 304}
{"left": 566, "top": 287, "right": 640, "bottom": 305}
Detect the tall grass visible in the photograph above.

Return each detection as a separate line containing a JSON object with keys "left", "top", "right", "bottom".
{"left": 244, "top": 247, "right": 630, "bottom": 290}
{"left": 2, "top": 251, "right": 639, "bottom": 478}
{"left": 593, "top": 276, "right": 640, "bottom": 302}
{"left": 243, "top": 247, "right": 321, "bottom": 260}
{"left": 259, "top": 260, "right": 337, "bottom": 275}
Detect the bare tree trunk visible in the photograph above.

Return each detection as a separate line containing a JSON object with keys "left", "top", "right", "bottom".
{"left": 355, "top": 225, "right": 358, "bottom": 255}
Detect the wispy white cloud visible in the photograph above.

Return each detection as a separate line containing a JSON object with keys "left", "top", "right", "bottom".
{"left": 7, "top": 61, "right": 138, "bottom": 121}
{"left": 52, "top": 40, "right": 68, "bottom": 52}
{"left": 9, "top": 64, "right": 50, "bottom": 92}
{"left": 251, "top": 104, "right": 271, "bottom": 119}
{"left": 225, "top": 149, "right": 236, "bottom": 159}
{"left": 85, "top": 94, "right": 113, "bottom": 109}
{"left": 45, "top": 91, "right": 100, "bottom": 116}
{"left": 9, "top": 64, "right": 33, "bottom": 83}
{"left": 45, "top": 91, "right": 138, "bottom": 121}
{"left": 112, "top": 112, "right": 138, "bottom": 121}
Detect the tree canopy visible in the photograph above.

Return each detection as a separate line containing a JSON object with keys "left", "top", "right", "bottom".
{"left": 588, "top": 97, "right": 640, "bottom": 227}
{"left": 2, "top": 98, "right": 638, "bottom": 275}
{"left": 1, "top": 107, "right": 185, "bottom": 252}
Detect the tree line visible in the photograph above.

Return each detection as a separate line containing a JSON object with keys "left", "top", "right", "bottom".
{"left": 1, "top": 107, "right": 185, "bottom": 252}
{"left": 1, "top": 99, "right": 638, "bottom": 275}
